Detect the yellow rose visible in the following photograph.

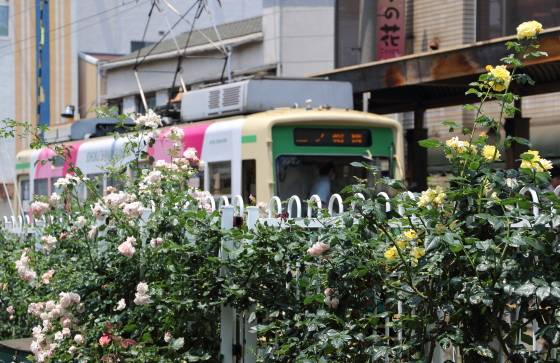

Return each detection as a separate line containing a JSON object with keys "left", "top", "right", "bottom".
{"left": 516, "top": 21, "right": 543, "bottom": 40}
{"left": 481, "top": 145, "right": 500, "bottom": 161}
{"left": 384, "top": 246, "right": 399, "bottom": 260}
{"left": 411, "top": 247, "right": 425, "bottom": 259}
{"left": 487, "top": 65, "right": 511, "bottom": 92}
{"left": 520, "top": 150, "right": 553, "bottom": 172}
{"left": 403, "top": 229, "right": 418, "bottom": 240}
{"left": 396, "top": 239, "right": 407, "bottom": 248}
{"left": 417, "top": 186, "right": 446, "bottom": 208}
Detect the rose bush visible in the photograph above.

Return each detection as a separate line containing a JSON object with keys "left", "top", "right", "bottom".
{"left": 0, "top": 20, "right": 557, "bottom": 363}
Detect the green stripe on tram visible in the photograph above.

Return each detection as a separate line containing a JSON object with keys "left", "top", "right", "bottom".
{"left": 16, "top": 163, "right": 30, "bottom": 170}
{"left": 242, "top": 135, "right": 257, "bottom": 143}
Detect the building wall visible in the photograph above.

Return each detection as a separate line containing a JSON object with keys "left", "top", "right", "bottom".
{"left": 0, "top": 0, "right": 15, "bottom": 217}
{"left": 263, "top": 0, "right": 335, "bottom": 77}
{"left": 410, "top": 0, "right": 476, "bottom": 54}
{"left": 78, "top": 57, "right": 99, "bottom": 119}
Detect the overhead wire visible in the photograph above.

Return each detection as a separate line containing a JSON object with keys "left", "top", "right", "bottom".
{"left": 133, "top": 0, "right": 157, "bottom": 71}
{"left": 132, "top": 0, "right": 199, "bottom": 69}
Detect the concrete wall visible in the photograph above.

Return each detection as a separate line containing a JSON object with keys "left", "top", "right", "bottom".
{"left": 410, "top": 0, "right": 476, "bottom": 54}
{"left": 263, "top": 0, "right": 335, "bottom": 77}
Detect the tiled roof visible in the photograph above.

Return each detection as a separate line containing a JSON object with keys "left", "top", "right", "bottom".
{"left": 107, "top": 16, "right": 262, "bottom": 65}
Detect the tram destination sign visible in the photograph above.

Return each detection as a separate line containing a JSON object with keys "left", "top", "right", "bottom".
{"left": 293, "top": 128, "right": 372, "bottom": 147}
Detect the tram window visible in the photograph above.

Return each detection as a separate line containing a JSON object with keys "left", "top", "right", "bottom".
{"left": 34, "top": 178, "right": 48, "bottom": 196}
{"left": 107, "top": 175, "right": 125, "bottom": 191}
{"left": 52, "top": 156, "right": 64, "bottom": 168}
{"left": 242, "top": 160, "right": 256, "bottom": 202}
{"left": 21, "top": 179, "right": 30, "bottom": 214}
{"left": 21, "top": 180, "right": 30, "bottom": 200}
{"left": 275, "top": 155, "right": 392, "bottom": 210}
{"left": 187, "top": 164, "right": 204, "bottom": 190}
{"left": 209, "top": 161, "right": 231, "bottom": 196}
{"left": 50, "top": 178, "right": 57, "bottom": 195}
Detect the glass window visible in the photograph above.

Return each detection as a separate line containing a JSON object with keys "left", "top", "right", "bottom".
{"left": 187, "top": 165, "right": 205, "bottom": 191}
{"left": 209, "top": 161, "right": 231, "bottom": 196}
{"left": 275, "top": 155, "right": 391, "bottom": 210}
{"left": 21, "top": 179, "right": 30, "bottom": 201}
{"left": 336, "top": 0, "right": 360, "bottom": 68}
{"left": 34, "top": 178, "right": 48, "bottom": 196}
{"left": 131, "top": 41, "right": 155, "bottom": 52}
{"left": 107, "top": 175, "right": 125, "bottom": 191}
{"left": 242, "top": 160, "right": 256, "bottom": 202}
{"left": 20, "top": 179, "right": 30, "bottom": 214}
{"left": 477, "top": 0, "right": 559, "bottom": 41}
{"left": 0, "top": 6, "right": 8, "bottom": 37}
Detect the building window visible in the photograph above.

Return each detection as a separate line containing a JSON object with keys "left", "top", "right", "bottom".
{"left": 336, "top": 0, "right": 360, "bottom": 68}
{"left": 0, "top": 6, "right": 8, "bottom": 37}
{"left": 477, "top": 0, "right": 559, "bottom": 41}
{"left": 131, "top": 41, "right": 155, "bottom": 52}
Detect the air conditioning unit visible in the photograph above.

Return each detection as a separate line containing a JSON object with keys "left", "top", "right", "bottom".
{"left": 180, "top": 78, "right": 353, "bottom": 122}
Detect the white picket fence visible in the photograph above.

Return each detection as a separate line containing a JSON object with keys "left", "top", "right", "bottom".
{"left": 2, "top": 187, "right": 558, "bottom": 362}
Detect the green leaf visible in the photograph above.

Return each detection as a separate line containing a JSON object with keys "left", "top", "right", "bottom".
{"left": 543, "top": 327, "right": 560, "bottom": 346}
{"left": 550, "top": 282, "right": 560, "bottom": 298}
{"left": 274, "top": 252, "right": 284, "bottom": 261}
{"left": 304, "top": 294, "right": 324, "bottom": 305}
{"left": 462, "top": 104, "right": 478, "bottom": 111}
{"left": 475, "top": 343, "right": 495, "bottom": 358}
{"left": 170, "top": 337, "right": 184, "bottom": 350}
{"left": 298, "top": 279, "right": 310, "bottom": 288}
{"left": 425, "top": 235, "right": 441, "bottom": 252}
{"left": 536, "top": 286, "right": 551, "bottom": 300}
{"left": 552, "top": 216, "right": 560, "bottom": 229}
{"left": 516, "top": 283, "right": 536, "bottom": 297}
{"left": 469, "top": 161, "right": 480, "bottom": 170}
{"left": 350, "top": 161, "right": 365, "bottom": 167}
{"left": 331, "top": 337, "right": 343, "bottom": 349}
{"left": 521, "top": 333, "right": 533, "bottom": 345}
{"left": 248, "top": 311, "right": 256, "bottom": 323}
{"left": 512, "top": 137, "right": 532, "bottom": 147}
{"left": 418, "top": 139, "right": 442, "bottom": 148}
{"left": 449, "top": 243, "right": 463, "bottom": 252}
{"left": 520, "top": 153, "right": 535, "bottom": 161}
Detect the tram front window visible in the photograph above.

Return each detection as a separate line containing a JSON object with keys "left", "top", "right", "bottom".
{"left": 275, "top": 155, "right": 391, "bottom": 209}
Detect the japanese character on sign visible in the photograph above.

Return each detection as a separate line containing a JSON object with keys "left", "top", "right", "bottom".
{"left": 377, "top": 0, "right": 405, "bottom": 60}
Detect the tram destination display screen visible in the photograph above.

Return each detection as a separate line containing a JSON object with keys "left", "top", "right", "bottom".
{"left": 293, "top": 128, "right": 372, "bottom": 147}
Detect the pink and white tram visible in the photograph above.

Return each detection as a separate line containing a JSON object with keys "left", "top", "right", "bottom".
{"left": 14, "top": 79, "right": 404, "bottom": 216}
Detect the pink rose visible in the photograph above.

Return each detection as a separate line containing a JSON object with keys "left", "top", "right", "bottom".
{"left": 31, "top": 202, "right": 49, "bottom": 217}
{"left": 118, "top": 241, "right": 136, "bottom": 258}
{"left": 74, "top": 334, "right": 85, "bottom": 345}
{"left": 307, "top": 242, "right": 331, "bottom": 256}
{"left": 99, "top": 336, "right": 111, "bottom": 347}
{"left": 164, "top": 332, "right": 172, "bottom": 343}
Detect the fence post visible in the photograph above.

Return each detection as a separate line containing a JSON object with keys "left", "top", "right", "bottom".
{"left": 221, "top": 205, "right": 235, "bottom": 363}
{"left": 243, "top": 205, "right": 260, "bottom": 363}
